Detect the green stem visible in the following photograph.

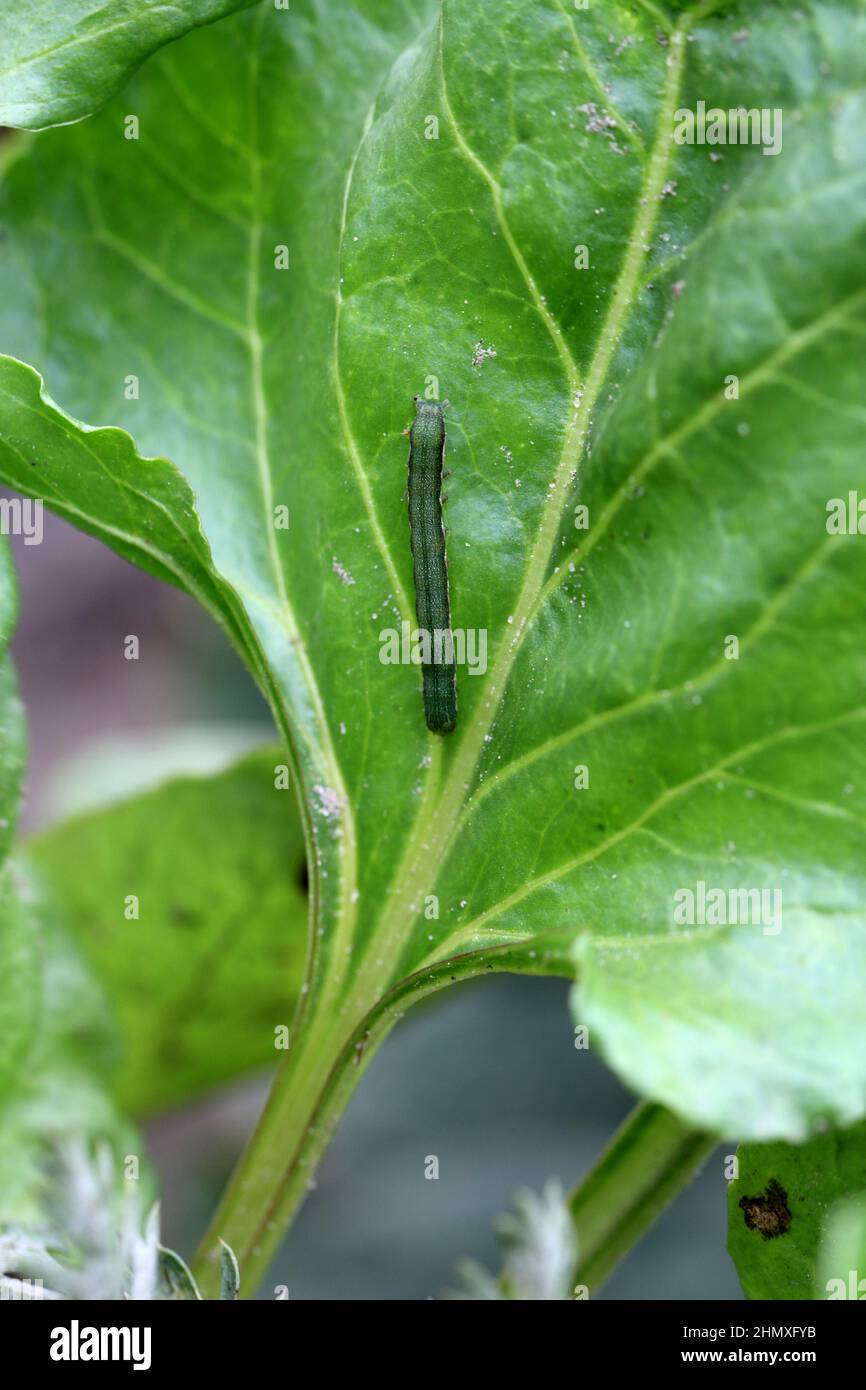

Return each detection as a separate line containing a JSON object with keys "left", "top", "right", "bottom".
{"left": 569, "top": 1101, "right": 718, "bottom": 1296}
{"left": 192, "top": 934, "right": 573, "bottom": 1299}
{"left": 192, "top": 1000, "right": 374, "bottom": 1299}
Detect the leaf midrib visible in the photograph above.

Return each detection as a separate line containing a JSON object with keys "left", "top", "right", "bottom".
{"left": 342, "top": 3, "right": 704, "bottom": 1011}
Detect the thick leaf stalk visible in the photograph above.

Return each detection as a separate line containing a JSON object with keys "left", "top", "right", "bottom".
{"left": 570, "top": 1101, "right": 718, "bottom": 1295}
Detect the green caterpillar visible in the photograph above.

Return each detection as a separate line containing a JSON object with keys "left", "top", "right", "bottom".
{"left": 406, "top": 396, "right": 457, "bottom": 734}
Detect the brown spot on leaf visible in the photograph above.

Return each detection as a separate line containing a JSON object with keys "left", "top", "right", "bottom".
{"left": 739, "top": 1178, "right": 792, "bottom": 1240}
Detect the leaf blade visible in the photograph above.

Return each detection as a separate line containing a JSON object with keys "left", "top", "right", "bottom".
{"left": 0, "top": 0, "right": 263, "bottom": 129}
{"left": 0, "top": 0, "right": 865, "bottom": 1165}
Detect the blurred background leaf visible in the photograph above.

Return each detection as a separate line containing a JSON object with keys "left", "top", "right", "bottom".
{"left": 818, "top": 1193, "right": 866, "bottom": 1301}
{"left": 0, "top": 864, "right": 140, "bottom": 1231}
{"left": 28, "top": 745, "right": 308, "bottom": 1114}
{"left": 0, "top": 539, "right": 32, "bottom": 1096}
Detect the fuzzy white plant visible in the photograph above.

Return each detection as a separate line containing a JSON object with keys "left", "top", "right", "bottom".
{"left": 0, "top": 1137, "right": 239, "bottom": 1301}
{"left": 0, "top": 1139, "right": 159, "bottom": 1300}
{"left": 452, "top": 1179, "right": 577, "bottom": 1301}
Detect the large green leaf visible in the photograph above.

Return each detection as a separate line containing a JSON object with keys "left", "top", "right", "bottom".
{"left": 28, "top": 747, "right": 308, "bottom": 1114}
{"left": 0, "top": 0, "right": 865, "bottom": 1279}
{"left": 728, "top": 1121, "right": 866, "bottom": 1300}
{"left": 0, "top": 0, "right": 261, "bottom": 129}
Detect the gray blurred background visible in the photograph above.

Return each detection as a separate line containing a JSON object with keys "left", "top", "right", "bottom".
{"left": 7, "top": 500, "right": 742, "bottom": 1300}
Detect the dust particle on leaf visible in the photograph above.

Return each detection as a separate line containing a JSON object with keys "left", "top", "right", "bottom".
{"left": 331, "top": 556, "right": 355, "bottom": 586}
{"left": 313, "top": 783, "right": 344, "bottom": 822}
{"left": 738, "top": 1178, "right": 792, "bottom": 1240}
{"left": 471, "top": 340, "right": 497, "bottom": 368}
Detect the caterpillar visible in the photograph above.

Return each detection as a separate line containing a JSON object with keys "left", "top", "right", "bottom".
{"left": 406, "top": 396, "right": 457, "bottom": 734}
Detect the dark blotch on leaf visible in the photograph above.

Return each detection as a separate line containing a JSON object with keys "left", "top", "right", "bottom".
{"left": 739, "top": 1178, "right": 792, "bottom": 1240}
{"left": 169, "top": 904, "right": 200, "bottom": 928}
